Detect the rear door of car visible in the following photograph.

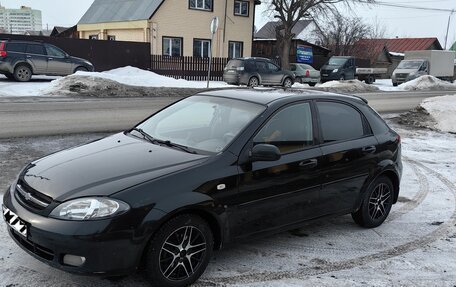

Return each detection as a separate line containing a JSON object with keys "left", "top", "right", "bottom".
{"left": 25, "top": 44, "right": 47, "bottom": 74}
{"left": 45, "top": 44, "right": 72, "bottom": 75}
{"left": 315, "top": 100, "right": 378, "bottom": 215}
{"left": 230, "top": 102, "right": 324, "bottom": 238}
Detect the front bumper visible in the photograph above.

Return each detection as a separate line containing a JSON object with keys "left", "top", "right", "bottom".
{"left": 2, "top": 187, "right": 161, "bottom": 276}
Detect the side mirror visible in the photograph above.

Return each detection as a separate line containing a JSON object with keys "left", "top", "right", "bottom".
{"left": 250, "top": 144, "right": 281, "bottom": 162}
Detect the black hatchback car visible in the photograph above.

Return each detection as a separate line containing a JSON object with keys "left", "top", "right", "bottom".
{"left": 0, "top": 40, "right": 94, "bottom": 81}
{"left": 3, "top": 90, "right": 402, "bottom": 287}
{"left": 223, "top": 57, "right": 295, "bottom": 87}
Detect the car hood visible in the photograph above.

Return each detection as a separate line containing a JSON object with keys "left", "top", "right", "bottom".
{"left": 69, "top": 56, "right": 92, "bottom": 66}
{"left": 393, "top": 68, "right": 417, "bottom": 74}
{"left": 22, "top": 133, "right": 209, "bottom": 202}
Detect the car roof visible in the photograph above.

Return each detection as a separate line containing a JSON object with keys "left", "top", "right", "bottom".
{"left": 232, "top": 57, "right": 272, "bottom": 62}
{"left": 199, "top": 89, "right": 367, "bottom": 106}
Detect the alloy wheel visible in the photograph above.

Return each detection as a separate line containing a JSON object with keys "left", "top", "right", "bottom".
{"left": 249, "top": 77, "right": 258, "bottom": 87}
{"left": 368, "top": 183, "right": 391, "bottom": 220}
{"left": 284, "top": 78, "right": 293, "bottom": 88}
{"left": 17, "top": 68, "right": 31, "bottom": 81}
{"left": 159, "top": 226, "right": 207, "bottom": 281}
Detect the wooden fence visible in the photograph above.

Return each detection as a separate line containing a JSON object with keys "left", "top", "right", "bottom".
{"left": 151, "top": 55, "right": 230, "bottom": 81}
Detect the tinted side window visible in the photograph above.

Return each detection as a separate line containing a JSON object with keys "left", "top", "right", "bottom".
{"left": 267, "top": 62, "right": 279, "bottom": 72}
{"left": 26, "top": 44, "right": 46, "bottom": 55}
{"left": 244, "top": 60, "right": 255, "bottom": 72}
{"left": 46, "top": 45, "right": 66, "bottom": 57}
{"left": 254, "top": 103, "right": 313, "bottom": 154}
{"left": 255, "top": 61, "right": 268, "bottom": 73}
{"left": 317, "top": 102, "right": 365, "bottom": 143}
{"left": 6, "top": 43, "right": 26, "bottom": 53}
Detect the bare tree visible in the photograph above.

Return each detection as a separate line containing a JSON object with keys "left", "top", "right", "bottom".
{"left": 264, "top": 0, "right": 375, "bottom": 69}
{"left": 315, "top": 13, "right": 372, "bottom": 56}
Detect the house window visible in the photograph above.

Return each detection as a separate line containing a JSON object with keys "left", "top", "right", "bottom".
{"left": 193, "top": 39, "right": 211, "bottom": 58}
{"left": 189, "top": 0, "right": 213, "bottom": 11}
{"left": 163, "top": 37, "right": 183, "bottom": 57}
{"left": 89, "top": 35, "right": 98, "bottom": 40}
{"left": 228, "top": 41, "right": 243, "bottom": 59}
{"left": 107, "top": 35, "right": 116, "bottom": 41}
{"left": 234, "top": 1, "right": 249, "bottom": 16}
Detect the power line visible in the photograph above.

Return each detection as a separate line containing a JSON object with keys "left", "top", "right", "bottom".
{"left": 374, "top": 2, "right": 455, "bottom": 13}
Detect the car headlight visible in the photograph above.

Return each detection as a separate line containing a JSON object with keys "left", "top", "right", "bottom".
{"left": 50, "top": 198, "right": 130, "bottom": 221}
{"left": 332, "top": 69, "right": 339, "bottom": 73}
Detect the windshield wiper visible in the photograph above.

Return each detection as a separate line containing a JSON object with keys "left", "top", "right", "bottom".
{"left": 130, "top": 128, "right": 155, "bottom": 144}
{"left": 129, "top": 128, "right": 197, "bottom": 154}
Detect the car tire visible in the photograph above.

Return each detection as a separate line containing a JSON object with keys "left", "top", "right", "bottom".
{"left": 339, "top": 75, "right": 345, "bottom": 81}
{"left": 14, "top": 65, "right": 32, "bottom": 82}
{"left": 282, "top": 77, "right": 293, "bottom": 88}
{"left": 248, "top": 77, "right": 259, "bottom": 88}
{"left": 74, "top": 67, "right": 88, "bottom": 73}
{"left": 145, "top": 214, "right": 214, "bottom": 287}
{"left": 308, "top": 83, "right": 316, "bottom": 87}
{"left": 393, "top": 82, "right": 398, "bottom": 87}
{"left": 352, "top": 176, "right": 394, "bottom": 228}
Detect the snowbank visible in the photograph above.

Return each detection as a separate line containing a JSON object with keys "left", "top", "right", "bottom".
{"left": 317, "top": 79, "right": 380, "bottom": 93}
{"left": 420, "top": 95, "right": 456, "bottom": 133}
{"left": 58, "top": 66, "right": 232, "bottom": 89}
{"left": 399, "top": 75, "right": 456, "bottom": 91}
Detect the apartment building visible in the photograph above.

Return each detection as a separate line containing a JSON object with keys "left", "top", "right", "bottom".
{"left": 0, "top": 5, "right": 42, "bottom": 34}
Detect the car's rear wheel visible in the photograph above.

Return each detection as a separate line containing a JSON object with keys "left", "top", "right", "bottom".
{"left": 14, "top": 65, "right": 32, "bottom": 82}
{"left": 283, "top": 77, "right": 293, "bottom": 88}
{"left": 352, "top": 176, "right": 394, "bottom": 228}
{"left": 248, "top": 77, "right": 259, "bottom": 88}
{"left": 145, "top": 214, "right": 213, "bottom": 287}
{"left": 308, "top": 82, "right": 317, "bottom": 87}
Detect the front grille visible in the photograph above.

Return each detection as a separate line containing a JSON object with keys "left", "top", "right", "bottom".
{"left": 395, "top": 73, "right": 409, "bottom": 80}
{"left": 11, "top": 229, "right": 54, "bottom": 261}
{"left": 15, "top": 180, "right": 52, "bottom": 210}
{"left": 321, "top": 70, "right": 332, "bottom": 75}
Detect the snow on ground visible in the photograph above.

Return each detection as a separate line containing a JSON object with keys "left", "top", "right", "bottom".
{"left": 0, "top": 75, "right": 59, "bottom": 97}
{"left": 419, "top": 95, "right": 456, "bottom": 133}
{"left": 315, "top": 79, "right": 380, "bottom": 93}
{"left": 399, "top": 75, "right": 456, "bottom": 91}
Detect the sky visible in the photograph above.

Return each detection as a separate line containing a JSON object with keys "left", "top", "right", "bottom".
{"left": 1, "top": 0, "right": 455, "bottom": 48}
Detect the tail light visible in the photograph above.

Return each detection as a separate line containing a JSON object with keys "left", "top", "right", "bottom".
{"left": 236, "top": 67, "right": 245, "bottom": 71}
{"left": 305, "top": 70, "right": 310, "bottom": 77}
{"left": 396, "top": 134, "right": 401, "bottom": 143}
{"left": 0, "top": 41, "right": 6, "bottom": 57}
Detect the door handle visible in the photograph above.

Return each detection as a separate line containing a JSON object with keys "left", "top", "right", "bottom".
{"left": 48, "top": 57, "right": 54, "bottom": 60}
{"left": 362, "top": 146, "right": 376, "bottom": 154}
{"left": 26, "top": 55, "right": 32, "bottom": 58}
{"left": 299, "top": 159, "right": 318, "bottom": 169}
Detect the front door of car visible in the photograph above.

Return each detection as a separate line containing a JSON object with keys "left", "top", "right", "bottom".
{"left": 25, "top": 44, "right": 47, "bottom": 74}
{"left": 45, "top": 45, "right": 72, "bottom": 75}
{"left": 266, "top": 62, "right": 284, "bottom": 85}
{"left": 229, "top": 102, "right": 324, "bottom": 239}
{"left": 315, "top": 101, "right": 379, "bottom": 215}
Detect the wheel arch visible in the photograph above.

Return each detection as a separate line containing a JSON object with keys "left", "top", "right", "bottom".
{"left": 249, "top": 74, "right": 261, "bottom": 85}
{"left": 14, "top": 61, "right": 34, "bottom": 74}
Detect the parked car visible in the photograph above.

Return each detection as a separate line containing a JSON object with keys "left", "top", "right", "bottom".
{"left": 320, "top": 56, "right": 387, "bottom": 84}
{"left": 290, "top": 63, "right": 320, "bottom": 86}
{"left": 223, "top": 57, "right": 295, "bottom": 87}
{"left": 3, "top": 90, "right": 402, "bottom": 287}
{"left": 0, "top": 40, "right": 94, "bottom": 81}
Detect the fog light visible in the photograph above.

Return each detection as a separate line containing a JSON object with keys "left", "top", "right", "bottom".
{"left": 63, "top": 254, "right": 86, "bottom": 267}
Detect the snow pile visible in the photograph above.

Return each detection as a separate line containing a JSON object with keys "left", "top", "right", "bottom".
{"left": 420, "top": 95, "right": 456, "bottom": 133}
{"left": 317, "top": 79, "right": 380, "bottom": 93}
{"left": 399, "top": 75, "right": 456, "bottom": 91}
{"left": 48, "top": 66, "right": 232, "bottom": 89}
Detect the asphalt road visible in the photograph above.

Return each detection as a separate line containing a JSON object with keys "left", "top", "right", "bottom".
{"left": 0, "top": 90, "right": 454, "bottom": 138}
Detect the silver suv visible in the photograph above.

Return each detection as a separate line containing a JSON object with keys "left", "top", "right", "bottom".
{"left": 0, "top": 40, "right": 94, "bottom": 81}
{"left": 223, "top": 57, "right": 294, "bottom": 88}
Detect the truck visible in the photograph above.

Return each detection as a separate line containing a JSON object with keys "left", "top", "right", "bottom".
{"left": 320, "top": 56, "right": 387, "bottom": 84}
{"left": 392, "top": 50, "right": 455, "bottom": 86}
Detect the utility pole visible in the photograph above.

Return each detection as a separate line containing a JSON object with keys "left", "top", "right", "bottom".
{"left": 445, "top": 9, "right": 455, "bottom": 50}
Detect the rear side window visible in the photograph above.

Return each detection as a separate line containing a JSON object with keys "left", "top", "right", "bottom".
{"left": 6, "top": 43, "right": 26, "bottom": 53}
{"left": 244, "top": 60, "right": 255, "bottom": 72}
{"left": 317, "top": 101, "right": 366, "bottom": 143}
{"left": 46, "top": 45, "right": 66, "bottom": 57}
{"left": 26, "top": 44, "right": 46, "bottom": 55}
{"left": 255, "top": 61, "right": 268, "bottom": 73}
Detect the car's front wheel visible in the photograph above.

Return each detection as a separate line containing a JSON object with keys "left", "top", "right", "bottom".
{"left": 352, "top": 176, "right": 394, "bottom": 228}
{"left": 74, "top": 66, "right": 88, "bottom": 73}
{"left": 145, "top": 214, "right": 213, "bottom": 287}
{"left": 14, "top": 65, "right": 32, "bottom": 82}
{"left": 283, "top": 77, "right": 293, "bottom": 88}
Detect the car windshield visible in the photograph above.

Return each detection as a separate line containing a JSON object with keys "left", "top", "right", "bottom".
{"left": 136, "top": 96, "right": 265, "bottom": 154}
{"left": 397, "top": 60, "right": 423, "bottom": 69}
{"left": 327, "top": 58, "right": 348, "bottom": 66}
